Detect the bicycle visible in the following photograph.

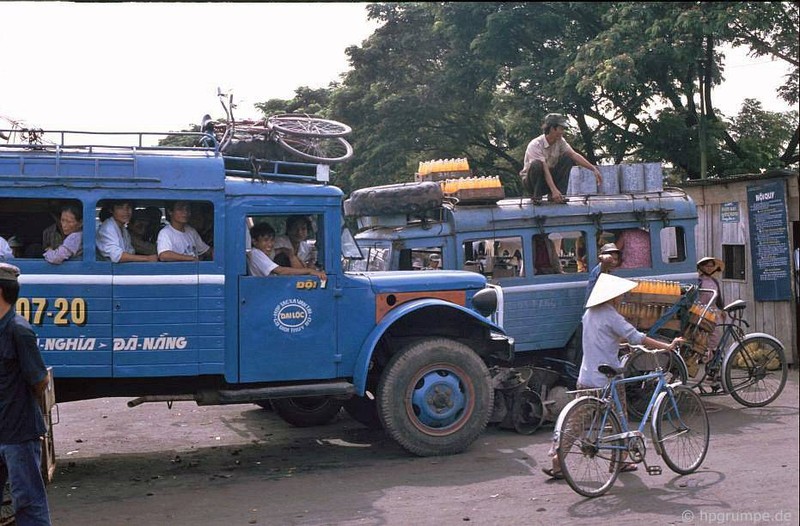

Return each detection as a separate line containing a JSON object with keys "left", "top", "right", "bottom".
{"left": 203, "top": 89, "right": 354, "bottom": 164}
{"left": 625, "top": 285, "right": 788, "bottom": 409}
{"left": 555, "top": 345, "right": 710, "bottom": 498}
{"left": 678, "top": 291, "right": 788, "bottom": 407}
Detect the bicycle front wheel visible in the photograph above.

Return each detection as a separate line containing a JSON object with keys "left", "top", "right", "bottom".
{"left": 557, "top": 397, "right": 623, "bottom": 498}
{"left": 724, "top": 335, "right": 787, "bottom": 407}
{"left": 268, "top": 114, "right": 352, "bottom": 137}
{"left": 654, "top": 385, "right": 709, "bottom": 474}
{"left": 277, "top": 134, "right": 354, "bottom": 163}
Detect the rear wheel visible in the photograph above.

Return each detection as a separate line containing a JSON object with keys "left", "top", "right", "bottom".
{"left": 557, "top": 397, "right": 623, "bottom": 498}
{"left": 377, "top": 338, "right": 492, "bottom": 457}
{"left": 725, "top": 336, "right": 787, "bottom": 407}
{"left": 270, "top": 397, "right": 343, "bottom": 427}
{"left": 268, "top": 114, "right": 352, "bottom": 137}
{"left": 654, "top": 386, "right": 709, "bottom": 474}
{"left": 277, "top": 134, "right": 353, "bottom": 163}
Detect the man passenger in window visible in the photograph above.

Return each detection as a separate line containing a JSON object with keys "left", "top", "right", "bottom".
{"left": 127, "top": 209, "right": 157, "bottom": 256}
{"left": 157, "top": 201, "right": 213, "bottom": 262}
{"left": 248, "top": 223, "right": 326, "bottom": 278}
{"left": 97, "top": 200, "right": 158, "bottom": 263}
{"left": 44, "top": 204, "right": 83, "bottom": 264}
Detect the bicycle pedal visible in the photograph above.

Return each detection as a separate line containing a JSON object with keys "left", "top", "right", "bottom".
{"left": 646, "top": 465, "right": 662, "bottom": 476}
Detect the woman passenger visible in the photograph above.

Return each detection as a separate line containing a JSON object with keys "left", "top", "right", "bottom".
{"left": 274, "top": 216, "right": 316, "bottom": 269}
{"left": 43, "top": 204, "right": 83, "bottom": 264}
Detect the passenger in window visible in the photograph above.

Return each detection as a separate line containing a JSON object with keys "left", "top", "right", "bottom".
{"left": 248, "top": 223, "right": 326, "bottom": 279}
{"left": 424, "top": 254, "right": 442, "bottom": 270}
{"left": 615, "top": 228, "right": 652, "bottom": 269}
{"left": 42, "top": 205, "right": 64, "bottom": 255}
{"left": 274, "top": 216, "right": 317, "bottom": 269}
{"left": 533, "top": 235, "right": 562, "bottom": 274}
{"left": 96, "top": 200, "right": 158, "bottom": 263}
{"left": 43, "top": 204, "right": 83, "bottom": 264}
{"left": 0, "top": 236, "right": 12, "bottom": 261}
{"left": 157, "top": 201, "right": 213, "bottom": 262}
{"left": 189, "top": 202, "right": 214, "bottom": 248}
{"left": 584, "top": 243, "right": 621, "bottom": 305}
{"left": 127, "top": 209, "right": 157, "bottom": 256}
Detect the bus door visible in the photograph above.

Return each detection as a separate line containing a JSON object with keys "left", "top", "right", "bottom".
{"left": 238, "top": 212, "right": 336, "bottom": 383}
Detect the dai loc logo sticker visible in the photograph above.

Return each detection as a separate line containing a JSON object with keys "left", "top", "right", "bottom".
{"left": 273, "top": 298, "right": 313, "bottom": 333}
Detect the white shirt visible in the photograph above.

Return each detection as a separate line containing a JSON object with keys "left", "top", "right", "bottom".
{"left": 578, "top": 302, "right": 645, "bottom": 388}
{"left": 96, "top": 218, "right": 134, "bottom": 263}
{"left": 157, "top": 224, "right": 210, "bottom": 258}
{"left": 0, "top": 237, "right": 12, "bottom": 260}
{"left": 519, "top": 134, "right": 575, "bottom": 176}
{"left": 274, "top": 236, "right": 312, "bottom": 265}
{"left": 247, "top": 249, "right": 279, "bottom": 277}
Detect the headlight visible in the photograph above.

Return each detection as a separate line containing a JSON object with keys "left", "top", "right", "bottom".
{"left": 472, "top": 287, "right": 497, "bottom": 317}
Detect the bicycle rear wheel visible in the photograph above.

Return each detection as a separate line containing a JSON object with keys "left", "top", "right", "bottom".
{"left": 268, "top": 114, "right": 352, "bottom": 137}
{"left": 724, "top": 335, "right": 787, "bottom": 407}
{"left": 557, "top": 397, "right": 623, "bottom": 498}
{"left": 654, "top": 385, "right": 709, "bottom": 474}
{"left": 277, "top": 134, "right": 354, "bottom": 163}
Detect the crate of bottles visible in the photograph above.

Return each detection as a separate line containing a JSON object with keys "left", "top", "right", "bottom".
{"left": 442, "top": 176, "right": 505, "bottom": 203}
{"left": 619, "top": 279, "right": 683, "bottom": 331}
{"left": 415, "top": 158, "right": 472, "bottom": 183}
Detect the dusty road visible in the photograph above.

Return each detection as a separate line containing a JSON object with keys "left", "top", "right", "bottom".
{"left": 44, "top": 369, "right": 799, "bottom": 526}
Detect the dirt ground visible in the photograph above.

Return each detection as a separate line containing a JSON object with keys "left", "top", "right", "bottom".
{"left": 37, "top": 368, "right": 800, "bottom": 525}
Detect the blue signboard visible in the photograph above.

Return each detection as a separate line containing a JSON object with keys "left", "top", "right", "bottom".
{"left": 747, "top": 181, "right": 791, "bottom": 301}
{"left": 720, "top": 201, "right": 740, "bottom": 223}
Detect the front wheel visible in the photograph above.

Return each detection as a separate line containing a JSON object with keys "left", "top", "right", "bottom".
{"left": 557, "top": 397, "right": 623, "bottom": 498}
{"left": 377, "top": 338, "right": 493, "bottom": 457}
{"left": 654, "top": 386, "right": 709, "bottom": 474}
{"left": 268, "top": 114, "right": 352, "bottom": 137}
{"left": 277, "top": 134, "right": 353, "bottom": 163}
{"left": 724, "top": 335, "right": 788, "bottom": 407}
{"left": 270, "top": 396, "right": 343, "bottom": 427}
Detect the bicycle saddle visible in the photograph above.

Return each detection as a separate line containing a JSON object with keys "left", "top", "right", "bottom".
{"left": 723, "top": 299, "right": 746, "bottom": 313}
{"left": 598, "top": 364, "right": 624, "bottom": 378}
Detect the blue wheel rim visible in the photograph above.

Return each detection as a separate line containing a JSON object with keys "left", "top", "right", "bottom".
{"left": 408, "top": 367, "right": 469, "bottom": 430}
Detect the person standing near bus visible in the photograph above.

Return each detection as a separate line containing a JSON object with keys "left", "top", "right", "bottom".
{"left": 0, "top": 263, "right": 52, "bottom": 525}
{"left": 520, "top": 113, "right": 603, "bottom": 204}
{"left": 157, "top": 201, "right": 212, "bottom": 262}
{"left": 96, "top": 200, "right": 157, "bottom": 263}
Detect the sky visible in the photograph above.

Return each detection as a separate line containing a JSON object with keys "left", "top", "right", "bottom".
{"left": 0, "top": 2, "right": 794, "bottom": 136}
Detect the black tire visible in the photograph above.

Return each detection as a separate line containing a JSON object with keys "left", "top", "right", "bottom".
{"left": 557, "top": 397, "right": 623, "bottom": 498}
{"left": 268, "top": 114, "right": 352, "bottom": 137}
{"left": 343, "top": 395, "right": 383, "bottom": 429}
{"left": 624, "top": 349, "right": 687, "bottom": 420}
{"left": 270, "top": 397, "right": 343, "bottom": 427}
{"left": 344, "top": 182, "right": 444, "bottom": 217}
{"left": 511, "top": 389, "right": 545, "bottom": 435}
{"left": 725, "top": 335, "right": 788, "bottom": 407}
{"left": 376, "top": 338, "right": 493, "bottom": 457}
{"left": 654, "top": 386, "right": 709, "bottom": 474}
{"left": 276, "top": 134, "right": 353, "bottom": 163}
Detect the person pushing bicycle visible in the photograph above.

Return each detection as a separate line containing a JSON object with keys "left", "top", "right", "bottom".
{"left": 543, "top": 273, "right": 684, "bottom": 479}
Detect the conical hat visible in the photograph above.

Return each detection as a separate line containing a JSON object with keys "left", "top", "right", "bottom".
{"left": 586, "top": 273, "right": 638, "bottom": 308}
{"left": 697, "top": 257, "right": 724, "bottom": 274}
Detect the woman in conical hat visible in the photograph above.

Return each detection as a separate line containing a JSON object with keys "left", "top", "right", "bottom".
{"left": 543, "top": 272, "right": 683, "bottom": 479}
{"left": 697, "top": 256, "right": 725, "bottom": 361}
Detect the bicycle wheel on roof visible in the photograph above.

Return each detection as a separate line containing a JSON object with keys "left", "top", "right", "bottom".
{"left": 277, "top": 134, "right": 354, "bottom": 164}
{"left": 268, "top": 114, "right": 352, "bottom": 137}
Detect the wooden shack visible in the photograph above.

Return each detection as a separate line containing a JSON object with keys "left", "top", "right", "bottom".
{"left": 683, "top": 170, "right": 799, "bottom": 363}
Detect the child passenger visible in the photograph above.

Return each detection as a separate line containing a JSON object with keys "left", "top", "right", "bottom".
{"left": 248, "top": 223, "right": 326, "bottom": 279}
{"left": 43, "top": 204, "right": 83, "bottom": 264}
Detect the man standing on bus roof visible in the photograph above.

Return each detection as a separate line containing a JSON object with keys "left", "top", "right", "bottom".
{"left": 0, "top": 263, "right": 53, "bottom": 525}
{"left": 520, "top": 113, "right": 603, "bottom": 204}
{"left": 157, "top": 201, "right": 213, "bottom": 262}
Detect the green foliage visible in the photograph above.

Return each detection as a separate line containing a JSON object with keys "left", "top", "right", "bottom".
{"left": 243, "top": 1, "right": 799, "bottom": 191}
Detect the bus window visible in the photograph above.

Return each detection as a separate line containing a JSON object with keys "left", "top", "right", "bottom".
{"left": 660, "top": 226, "right": 686, "bottom": 263}
{"left": 463, "top": 236, "right": 523, "bottom": 278}
{"left": 615, "top": 228, "right": 652, "bottom": 269}
{"left": 0, "top": 197, "right": 83, "bottom": 259}
{"left": 549, "top": 231, "right": 588, "bottom": 273}
{"left": 247, "top": 214, "right": 323, "bottom": 274}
